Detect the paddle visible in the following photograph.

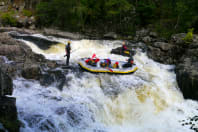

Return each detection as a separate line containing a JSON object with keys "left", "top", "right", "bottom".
{"left": 92, "top": 53, "right": 96, "bottom": 59}
{"left": 64, "top": 49, "right": 78, "bottom": 57}
{"left": 106, "top": 67, "right": 113, "bottom": 72}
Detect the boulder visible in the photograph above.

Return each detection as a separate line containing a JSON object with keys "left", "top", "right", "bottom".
{"left": 152, "top": 42, "right": 174, "bottom": 51}
{"left": 22, "top": 64, "right": 41, "bottom": 80}
{"left": 149, "top": 32, "right": 158, "bottom": 38}
{"left": 0, "top": 2, "right": 5, "bottom": 6}
{"left": 103, "top": 32, "right": 118, "bottom": 39}
{"left": 43, "top": 28, "right": 85, "bottom": 40}
{"left": 0, "top": 67, "right": 13, "bottom": 96}
{"left": 142, "top": 36, "right": 152, "bottom": 43}
{"left": 0, "top": 97, "right": 20, "bottom": 132}
{"left": 147, "top": 42, "right": 182, "bottom": 64}
{"left": 176, "top": 56, "right": 198, "bottom": 100}
{"left": 0, "top": 45, "right": 24, "bottom": 56}
{"left": 136, "top": 29, "right": 149, "bottom": 37}
{"left": 171, "top": 33, "right": 186, "bottom": 45}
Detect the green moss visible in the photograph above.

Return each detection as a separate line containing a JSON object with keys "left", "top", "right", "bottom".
{"left": 1, "top": 11, "right": 17, "bottom": 26}
{"left": 183, "top": 28, "right": 194, "bottom": 44}
{"left": 22, "top": 9, "right": 32, "bottom": 17}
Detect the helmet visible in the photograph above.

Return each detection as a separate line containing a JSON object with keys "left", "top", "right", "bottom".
{"left": 68, "top": 41, "right": 71, "bottom": 44}
{"left": 115, "top": 62, "right": 119, "bottom": 65}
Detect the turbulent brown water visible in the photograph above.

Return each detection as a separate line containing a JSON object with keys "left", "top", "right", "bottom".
{"left": 12, "top": 35, "right": 198, "bottom": 132}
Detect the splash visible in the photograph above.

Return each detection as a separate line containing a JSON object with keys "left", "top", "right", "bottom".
{"left": 13, "top": 34, "right": 198, "bottom": 132}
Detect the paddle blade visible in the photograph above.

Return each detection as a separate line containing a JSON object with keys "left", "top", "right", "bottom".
{"left": 92, "top": 53, "right": 96, "bottom": 59}
{"left": 107, "top": 67, "right": 113, "bottom": 72}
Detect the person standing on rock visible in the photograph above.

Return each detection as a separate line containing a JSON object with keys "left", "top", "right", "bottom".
{"left": 65, "top": 41, "right": 71, "bottom": 66}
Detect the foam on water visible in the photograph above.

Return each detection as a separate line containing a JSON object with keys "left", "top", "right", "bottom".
{"left": 13, "top": 34, "right": 198, "bottom": 132}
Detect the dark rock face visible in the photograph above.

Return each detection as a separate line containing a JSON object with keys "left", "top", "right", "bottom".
{"left": 0, "top": 30, "right": 61, "bottom": 131}
{"left": 147, "top": 42, "right": 185, "bottom": 64}
{"left": 175, "top": 47, "right": 198, "bottom": 100}
{"left": 146, "top": 32, "right": 198, "bottom": 100}
{"left": 9, "top": 31, "right": 60, "bottom": 50}
{"left": 0, "top": 97, "right": 20, "bottom": 132}
{"left": 0, "top": 67, "right": 13, "bottom": 96}
{"left": 22, "top": 64, "right": 41, "bottom": 80}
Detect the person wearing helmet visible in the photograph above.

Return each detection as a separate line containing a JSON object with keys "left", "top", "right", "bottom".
{"left": 105, "top": 58, "right": 111, "bottom": 67}
{"left": 113, "top": 61, "right": 119, "bottom": 68}
{"left": 121, "top": 41, "right": 127, "bottom": 54}
{"left": 123, "top": 56, "right": 134, "bottom": 68}
{"left": 65, "top": 41, "right": 71, "bottom": 66}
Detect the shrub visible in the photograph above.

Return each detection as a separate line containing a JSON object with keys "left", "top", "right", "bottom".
{"left": 1, "top": 12, "right": 17, "bottom": 26}
{"left": 22, "top": 9, "right": 32, "bottom": 17}
{"left": 183, "top": 28, "right": 194, "bottom": 43}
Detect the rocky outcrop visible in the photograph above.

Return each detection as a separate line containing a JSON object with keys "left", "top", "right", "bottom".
{"left": 0, "top": 29, "right": 63, "bottom": 132}
{"left": 0, "top": 66, "right": 19, "bottom": 132}
{"left": 0, "top": 67, "right": 13, "bottom": 96}
{"left": 0, "top": 97, "right": 20, "bottom": 132}
{"left": 146, "top": 32, "right": 198, "bottom": 100}
{"left": 147, "top": 41, "right": 185, "bottom": 64}
{"left": 175, "top": 44, "right": 198, "bottom": 100}
{"left": 0, "top": 32, "right": 58, "bottom": 79}
{"left": 43, "top": 28, "right": 86, "bottom": 40}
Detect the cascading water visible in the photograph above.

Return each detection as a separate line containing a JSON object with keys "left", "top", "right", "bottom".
{"left": 12, "top": 34, "right": 198, "bottom": 132}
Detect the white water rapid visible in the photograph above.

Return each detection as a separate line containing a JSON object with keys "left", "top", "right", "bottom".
{"left": 13, "top": 34, "right": 198, "bottom": 132}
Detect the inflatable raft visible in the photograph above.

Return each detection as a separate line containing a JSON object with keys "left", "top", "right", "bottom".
{"left": 78, "top": 58, "right": 138, "bottom": 74}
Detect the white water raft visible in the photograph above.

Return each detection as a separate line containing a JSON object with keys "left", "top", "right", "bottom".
{"left": 78, "top": 58, "right": 138, "bottom": 74}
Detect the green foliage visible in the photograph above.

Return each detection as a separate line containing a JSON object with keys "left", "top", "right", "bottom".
{"left": 1, "top": 11, "right": 17, "bottom": 26}
{"left": 183, "top": 28, "right": 194, "bottom": 43}
{"left": 34, "top": 0, "right": 198, "bottom": 38}
{"left": 35, "top": 0, "right": 133, "bottom": 31}
{"left": 22, "top": 9, "right": 32, "bottom": 17}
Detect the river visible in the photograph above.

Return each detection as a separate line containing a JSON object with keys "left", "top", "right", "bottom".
{"left": 12, "top": 34, "right": 198, "bottom": 132}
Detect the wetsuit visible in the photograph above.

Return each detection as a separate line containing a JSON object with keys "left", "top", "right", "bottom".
{"left": 123, "top": 56, "right": 134, "bottom": 68}
{"left": 66, "top": 43, "right": 71, "bottom": 66}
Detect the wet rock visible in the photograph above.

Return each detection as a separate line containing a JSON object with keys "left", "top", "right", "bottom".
{"left": 0, "top": 97, "right": 20, "bottom": 132}
{"left": 22, "top": 64, "right": 41, "bottom": 80}
{"left": 149, "top": 32, "right": 158, "bottom": 38}
{"left": 0, "top": 27, "right": 38, "bottom": 34}
{"left": 0, "top": 45, "right": 24, "bottom": 56}
{"left": 40, "top": 70, "right": 66, "bottom": 90}
{"left": 0, "top": 5, "right": 7, "bottom": 12}
{"left": 147, "top": 41, "right": 185, "bottom": 64}
{"left": 171, "top": 33, "right": 186, "bottom": 45}
{"left": 0, "top": 2, "right": 5, "bottom": 6}
{"left": 142, "top": 36, "right": 152, "bottom": 43}
{"left": 43, "top": 28, "right": 85, "bottom": 40}
{"left": 9, "top": 31, "right": 59, "bottom": 50}
{"left": 103, "top": 32, "right": 118, "bottom": 40}
{"left": 176, "top": 57, "right": 198, "bottom": 100}
{"left": 136, "top": 29, "right": 149, "bottom": 37}
{"left": 0, "top": 67, "right": 13, "bottom": 96}
{"left": 153, "top": 42, "right": 173, "bottom": 51}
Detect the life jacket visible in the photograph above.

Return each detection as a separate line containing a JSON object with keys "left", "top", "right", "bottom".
{"left": 85, "top": 58, "right": 91, "bottom": 63}
{"left": 122, "top": 45, "right": 127, "bottom": 50}
{"left": 95, "top": 58, "right": 100, "bottom": 63}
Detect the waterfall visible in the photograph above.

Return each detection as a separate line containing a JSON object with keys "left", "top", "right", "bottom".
{"left": 12, "top": 34, "right": 198, "bottom": 132}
